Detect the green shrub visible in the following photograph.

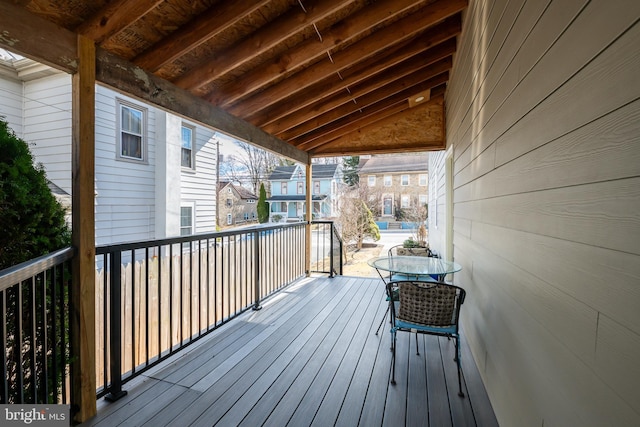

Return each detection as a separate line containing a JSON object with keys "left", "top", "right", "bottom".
{"left": 0, "top": 117, "right": 70, "bottom": 269}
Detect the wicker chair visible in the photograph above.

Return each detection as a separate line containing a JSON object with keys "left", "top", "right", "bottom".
{"left": 374, "top": 245, "right": 439, "bottom": 335}
{"left": 386, "top": 280, "right": 467, "bottom": 397}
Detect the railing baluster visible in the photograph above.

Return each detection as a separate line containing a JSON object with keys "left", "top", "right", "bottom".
{"left": 253, "top": 230, "right": 262, "bottom": 311}
{"left": 40, "top": 270, "right": 48, "bottom": 403}
{"left": 145, "top": 247, "right": 149, "bottom": 366}
{"left": 105, "top": 250, "right": 127, "bottom": 402}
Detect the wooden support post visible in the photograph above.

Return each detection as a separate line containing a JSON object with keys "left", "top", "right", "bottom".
{"left": 71, "top": 35, "right": 96, "bottom": 423}
{"left": 305, "top": 163, "right": 313, "bottom": 276}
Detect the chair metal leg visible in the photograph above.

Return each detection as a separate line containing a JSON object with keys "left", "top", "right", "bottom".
{"left": 375, "top": 305, "right": 389, "bottom": 335}
{"left": 455, "top": 335, "right": 464, "bottom": 397}
{"left": 390, "top": 329, "right": 396, "bottom": 385}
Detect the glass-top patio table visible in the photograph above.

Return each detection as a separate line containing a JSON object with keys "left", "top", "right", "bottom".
{"left": 368, "top": 255, "right": 462, "bottom": 283}
{"left": 368, "top": 255, "right": 463, "bottom": 335}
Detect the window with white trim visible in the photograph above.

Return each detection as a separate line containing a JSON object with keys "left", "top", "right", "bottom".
{"left": 118, "top": 102, "right": 145, "bottom": 161}
{"left": 313, "top": 181, "right": 320, "bottom": 194}
{"left": 419, "top": 174, "right": 428, "bottom": 186}
{"left": 227, "top": 213, "right": 233, "bottom": 225}
{"left": 181, "top": 125, "right": 195, "bottom": 169}
{"left": 368, "top": 175, "right": 376, "bottom": 186}
{"left": 297, "top": 182, "right": 304, "bottom": 194}
{"left": 281, "top": 182, "right": 288, "bottom": 194}
{"left": 384, "top": 175, "right": 392, "bottom": 187}
{"left": 180, "top": 206, "right": 193, "bottom": 236}
{"left": 419, "top": 195, "right": 427, "bottom": 206}
{"left": 401, "top": 195, "right": 410, "bottom": 208}
{"left": 401, "top": 175, "right": 409, "bottom": 186}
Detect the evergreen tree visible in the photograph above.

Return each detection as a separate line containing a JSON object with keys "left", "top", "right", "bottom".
{"left": 257, "top": 182, "right": 269, "bottom": 223}
{"left": 342, "top": 155, "right": 360, "bottom": 186}
{"left": 0, "top": 118, "right": 70, "bottom": 269}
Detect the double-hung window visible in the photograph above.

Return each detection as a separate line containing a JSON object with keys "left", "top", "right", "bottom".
{"left": 384, "top": 175, "right": 392, "bottom": 187}
{"left": 419, "top": 174, "right": 428, "bottom": 186}
{"left": 180, "top": 206, "right": 194, "bottom": 236}
{"left": 119, "top": 102, "right": 145, "bottom": 161}
{"left": 368, "top": 175, "right": 376, "bottom": 187}
{"left": 181, "top": 125, "right": 195, "bottom": 169}
{"left": 401, "top": 195, "right": 410, "bottom": 208}
{"left": 401, "top": 175, "right": 409, "bottom": 186}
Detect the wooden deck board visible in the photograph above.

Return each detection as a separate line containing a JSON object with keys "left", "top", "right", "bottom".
{"left": 81, "top": 275, "right": 498, "bottom": 427}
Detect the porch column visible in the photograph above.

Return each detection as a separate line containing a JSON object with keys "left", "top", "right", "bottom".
{"left": 305, "top": 163, "right": 312, "bottom": 275}
{"left": 71, "top": 35, "right": 97, "bottom": 422}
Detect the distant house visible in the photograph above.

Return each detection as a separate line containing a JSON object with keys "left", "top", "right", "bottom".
{"left": 0, "top": 51, "right": 218, "bottom": 245}
{"left": 358, "top": 154, "right": 429, "bottom": 219}
{"left": 217, "top": 181, "right": 258, "bottom": 228}
{"left": 267, "top": 163, "right": 342, "bottom": 221}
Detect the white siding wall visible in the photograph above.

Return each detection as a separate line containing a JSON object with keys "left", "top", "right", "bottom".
{"left": 1, "top": 69, "right": 218, "bottom": 245}
{"left": 180, "top": 121, "right": 217, "bottom": 233}
{"left": 95, "top": 85, "right": 156, "bottom": 245}
{"left": 431, "top": 0, "right": 640, "bottom": 425}
{"left": 0, "top": 74, "right": 23, "bottom": 135}
{"left": 23, "top": 73, "right": 72, "bottom": 193}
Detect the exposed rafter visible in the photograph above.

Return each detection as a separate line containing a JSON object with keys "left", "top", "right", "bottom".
{"left": 0, "top": 0, "right": 467, "bottom": 157}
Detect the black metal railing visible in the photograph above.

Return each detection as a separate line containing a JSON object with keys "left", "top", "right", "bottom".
{"left": 95, "top": 222, "right": 311, "bottom": 400}
{"left": 310, "top": 221, "right": 343, "bottom": 277}
{"left": 0, "top": 247, "right": 74, "bottom": 405}
{"left": 0, "top": 220, "right": 344, "bottom": 407}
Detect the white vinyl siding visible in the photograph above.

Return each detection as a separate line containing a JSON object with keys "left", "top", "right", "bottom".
{"left": 0, "top": 76, "right": 24, "bottom": 136}
{"left": 179, "top": 126, "right": 217, "bottom": 234}
{"left": 433, "top": 1, "right": 640, "bottom": 426}
{"left": 95, "top": 86, "right": 156, "bottom": 245}
{"left": 22, "top": 73, "right": 72, "bottom": 194}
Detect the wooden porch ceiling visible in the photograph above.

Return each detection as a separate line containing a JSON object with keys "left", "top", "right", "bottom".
{"left": 0, "top": 0, "right": 466, "bottom": 161}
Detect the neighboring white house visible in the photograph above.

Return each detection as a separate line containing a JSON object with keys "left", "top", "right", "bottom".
{"left": 267, "top": 163, "right": 342, "bottom": 221}
{"left": 0, "top": 50, "right": 218, "bottom": 246}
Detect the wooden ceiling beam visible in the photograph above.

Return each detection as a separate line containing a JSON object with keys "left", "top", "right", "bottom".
{"left": 0, "top": 1, "right": 309, "bottom": 164}
{"left": 96, "top": 49, "right": 309, "bottom": 164}
{"left": 255, "top": 35, "right": 457, "bottom": 130}
{"left": 230, "top": 2, "right": 465, "bottom": 119}
{"left": 133, "top": 0, "right": 271, "bottom": 72}
{"left": 267, "top": 54, "right": 453, "bottom": 138}
{"left": 294, "top": 75, "right": 448, "bottom": 149}
{"left": 0, "top": 1, "right": 78, "bottom": 73}
{"left": 274, "top": 58, "right": 451, "bottom": 141}
{"left": 173, "top": 0, "right": 356, "bottom": 92}
{"left": 296, "top": 102, "right": 409, "bottom": 151}
{"left": 77, "top": 0, "right": 163, "bottom": 44}
{"left": 209, "top": 0, "right": 428, "bottom": 107}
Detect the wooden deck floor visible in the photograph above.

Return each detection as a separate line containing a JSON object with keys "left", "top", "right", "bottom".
{"left": 80, "top": 275, "right": 498, "bottom": 427}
